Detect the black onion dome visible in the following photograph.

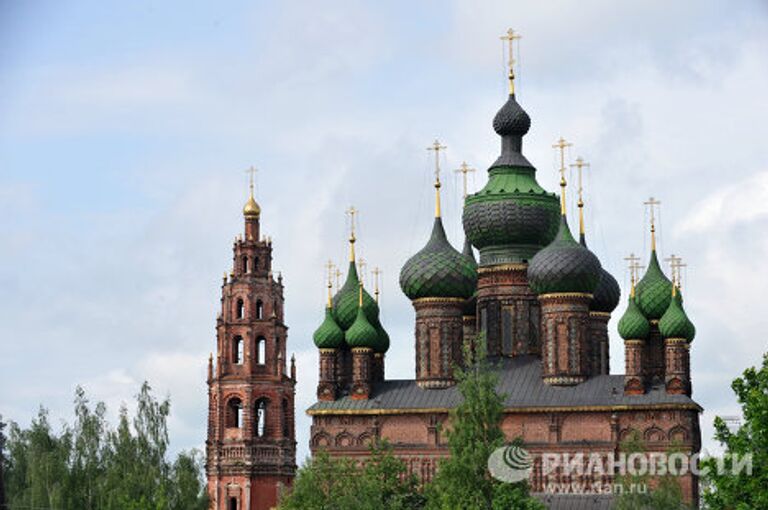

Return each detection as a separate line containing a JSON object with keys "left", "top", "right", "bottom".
{"left": 493, "top": 94, "right": 531, "bottom": 137}
{"left": 580, "top": 236, "right": 621, "bottom": 313}
{"left": 400, "top": 218, "right": 477, "bottom": 300}
{"left": 528, "top": 216, "right": 602, "bottom": 295}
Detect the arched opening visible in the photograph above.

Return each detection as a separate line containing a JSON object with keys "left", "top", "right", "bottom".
{"left": 229, "top": 497, "right": 237, "bottom": 510}
{"left": 254, "top": 399, "right": 268, "bottom": 437}
{"left": 256, "top": 300, "right": 264, "bottom": 319}
{"left": 254, "top": 257, "right": 259, "bottom": 272}
{"left": 257, "top": 337, "right": 266, "bottom": 365}
{"left": 282, "top": 398, "right": 290, "bottom": 438}
{"left": 226, "top": 397, "right": 243, "bottom": 428}
{"left": 236, "top": 299, "right": 245, "bottom": 319}
{"left": 232, "top": 336, "right": 244, "bottom": 364}
{"left": 242, "top": 256, "right": 249, "bottom": 274}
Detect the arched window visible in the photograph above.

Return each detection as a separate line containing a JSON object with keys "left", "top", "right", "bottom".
{"left": 242, "top": 256, "right": 249, "bottom": 274}
{"left": 229, "top": 497, "right": 237, "bottom": 510}
{"left": 257, "top": 337, "right": 266, "bottom": 365}
{"left": 254, "top": 257, "right": 259, "bottom": 272}
{"left": 232, "top": 336, "right": 244, "bottom": 364}
{"left": 236, "top": 299, "right": 245, "bottom": 319}
{"left": 254, "top": 399, "right": 268, "bottom": 437}
{"left": 282, "top": 399, "right": 290, "bottom": 438}
{"left": 226, "top": 397, "right": 243, "bottom": 428}
{"left": 256, "top": 300, "right": 264, "bottom": 320}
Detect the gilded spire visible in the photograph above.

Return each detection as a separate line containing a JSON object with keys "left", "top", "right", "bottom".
{"left": 346, "top": 206, "right": 358, "bottom": 261}
{"left": 552, "top": 137, "right": 572, "bottom": 215}
{"left": 427, "top": 140, "right": 447, "bottom": 218}
{"left": 243, "top": 166, "right": 261, "bottom": 218}
{"left": 358, "top": 281, "right": 364, "bottom": 307}
{"left": 624, "top": 253, "right": 643, "bottom": 297}
{"left": 570, "top": 157, "right": 590, "bottom": 239}
{"left": 644, "top": 197, "right": 661, "bottom": 252}
{"left": 325, "top": 260, "right": 335, "bottom": 308}
{"left": 454, "top": 161, "right": 476, "bottom": 201}
{"left": 500, "top": 28, "right": 522, "bottom": 95}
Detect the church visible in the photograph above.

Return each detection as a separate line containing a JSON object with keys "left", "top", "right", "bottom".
{"left": 204, "top": 30, "right": 701, "bottom": 510}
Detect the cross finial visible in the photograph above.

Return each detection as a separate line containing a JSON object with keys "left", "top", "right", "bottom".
{"left": 454, "top": 161, "right": 476, "bottom": 201}
{"left": 552, "top": 137, "right": 572, "bottom": 215}
{"left": 500, "top": 28, "right": 522, "bottom": 95}
{"left": 325, "top": 260, "right": 335, "bottom": 307}
{"left": 624, "top": 253, "right": 643, "bottom": 295}
{"left": 334, "top": 268, "right": 342, "bottom": 292}
{"left": 372, "top": 267, "right": 382, "bottom": 303}
{"left": 427, "top": 140, "right": 447, "bottom": 217}
{"left": 357, "top": 257, "right": 367, "bottom": 286}
{"left": 665, "top": 254, "right": 686, "bottom": 292}
{"left": 246, "top": 166, "right": 257, "bottom": 197}
{"left": 570, "top": 157, "right": 590, "bottom": 238}
{"left": 643, "top": 197, "right": 662, "bottom": 251}
{"left": 346, "top": 206, "right": 358, "bottom": 261}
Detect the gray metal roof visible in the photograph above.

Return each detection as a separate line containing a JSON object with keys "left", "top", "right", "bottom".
{"left": 307, "top": 356, "right": 700, "bottom": 414}
{"left": 536, "top": 494, "right": 614, "bottom": 510}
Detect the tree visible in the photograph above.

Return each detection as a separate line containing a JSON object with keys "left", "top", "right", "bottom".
{"left": 702, "top": 352, "right": 768, "bottom": 510}
{"left": 613, "top": 430, "right": 690, "bottom": 510}
{"left": 425, "top": 337, "right": 544, "bottom": 510}
{"left": 3, "top": 382, "right": 208, "bottom": 510}
{"left": 0, "top": 414, "right": 7, "bottom": 509}
{"left": 279, "top": 443, "right": 424, "bottom": 510}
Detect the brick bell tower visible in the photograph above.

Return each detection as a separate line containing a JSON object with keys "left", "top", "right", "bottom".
{"left": 206, "top": 170, "right": 296, "bottom": 510}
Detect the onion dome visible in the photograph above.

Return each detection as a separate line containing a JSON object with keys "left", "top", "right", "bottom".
{"left": 400, "top": 218, "right": 478, "bottom": 300}
{"left": 635, "top": 250, "right": 673, "bottom": 320}
{"left": 333, "top": 261, "right": 379, "bottom": 330}
{"left": 243, "top": 195, "right": 261, "bottom": 218}
{"left": 659, "top": 289, "right": 696, "bottom": 341}
{"left": 463, "top": 93, "right": 560, "bottom": 265}
{"left": 375, "top": 324, "right": 390, "bottom": 353}
{"left": 313, "top": 306, "right": 344, "bottom": 349}
{"left": 580, "top": 237, "right": 621, "bottom": 313}
{"left": 527, "top": 216, "right": 602, "bottom": 295}
{"left": 618, "top": 294, "right": 651, "bottom": 340}
{"left": 345, "top": 287, "right": 384, "bottom": 350}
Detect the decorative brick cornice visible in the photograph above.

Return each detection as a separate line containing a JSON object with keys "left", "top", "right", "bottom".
{"left": 477, "top": 263, "right": 528, "bottom": 275}
{"left": 413, "top": 297, "right": 466, "bottom": 305}
{"left": 664, "top": 338, "right": 688, "bottom": 345}
{"left": 589, "top": 311, "right": 612, "bottom": 319}
{"left": 306, "top": 402, "right": 702, "bottom": 416}
{"left": 351, "top": 347, "right": 373, "bottom": 353}
{"left": 319, "top": 348, "right": 337, "bottom": 354}
{"left": 539, "top": 292, "right": 593, "bottom": 301}
{"left": 624, "top": 339, "right": 645, "bottom": 345}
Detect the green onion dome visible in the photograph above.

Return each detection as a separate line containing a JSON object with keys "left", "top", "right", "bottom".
{"left": 333, "top": 261, "right": 379, "bottom": 330}
{"left": 635, "top": 250, "right": 673, "bottom": 320}
{"left": 313, "top": 306, "right": 344, "bottom": 349}
{"left": 527, "top": 216, "right": 602, "bottom": 295}
{"left": 618, "top": 294, "right": 651, "bottom": 340}
{"left": 345, "top": 305, "right": 380, "bottom": 350}
{"left": 375, "top": 324, "right": 390, "bottom": 353}
{"left": 400, "top": 218, "right": 478, "bottom": 300}
{"left": 580, "top": 236, "right": 621, "bottom": 313}
{"left": 659, "top": 290, "right": 696, "bottom": 341}
{"left": 462, "top": 94, "right": 560, "bottom": 265}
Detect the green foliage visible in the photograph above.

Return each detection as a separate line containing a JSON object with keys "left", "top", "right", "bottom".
{"left": 279, "top": 443, "right": 424, "bottom": 510}
{"left": 425, "top": 336, "right": 544, "bottom": 510}
{"left": 3, "top": 382, "right": 208, "bottom": 510}
{"left": 702, "top": 352, "right": 768, "bottom": 510}
{"left": 614, "top": 430, "right": 689, "bottom": 510}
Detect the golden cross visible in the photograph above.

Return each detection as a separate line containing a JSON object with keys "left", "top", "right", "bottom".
{"left": 427, "top": 140, "right": 447, "bottom": 217}
{"left": 500, "top": 28, "right": 522, "bottom": 94}
{"left": 334, "top": 268, "right": 342, "bottom": 292}
{"left": 245, "top": 166, "right": 258, "bottom": 197}
{"left": 570, "top": 157, "right": 590, "bottom": 236}
{"left": 643, "top": 197, "right": 662, "bottom": 251}
{"left": 357, "top": 257, "right": 367, "bottom": 285}
{"left": 665, "top": 254, "right": 685, "bottom": 287}
{"left": 552, "top": 137, "right": 572, "bottom": 214}
{"left": 454, "top": 161, "right": 476, "bottom": 200}
{"left": 324, "top": 260, "right": 335, "bottom": 306}
{"left": 346, "top": 205, "right": 358, "bottom": 261}
{"left": 624, "top": 253, "right": 643, "bottom": 288}
{"left": 372, "top": 267, "right": 382, "bottom": 303}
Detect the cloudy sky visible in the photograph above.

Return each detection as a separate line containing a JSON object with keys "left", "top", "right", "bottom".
{"left": 2, "top": 0, "right": 767, "bottom": 463}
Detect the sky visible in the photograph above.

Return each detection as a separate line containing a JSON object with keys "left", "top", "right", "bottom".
{"left": 1, "top": 0, "right": 768, "bottom": 465}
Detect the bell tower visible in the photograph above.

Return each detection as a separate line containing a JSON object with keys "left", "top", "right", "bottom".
{"left": 206, "top": 169, "right": 296, "bottom": 510}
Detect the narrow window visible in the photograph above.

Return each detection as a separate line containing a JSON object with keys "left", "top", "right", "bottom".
{"left": 257, "top": 337, "right": 266, "bottom": 364}
{"left": 256, "top": 300, "right": 264, "bottom": 319}
{"left": 254, "top": 257, "right": 259, "bottom": 272}
{"left": 282, "top": 399, "right": 290, "bottom": 438}
{"left": 226, "top": 398, "right": 243, "bottom": 428}
{"left": 255, "top": 399, "right": 268, "bottom": 437}
{"left": 236, "top": 299, "right": 245, "bottom": 319}
{"left": 229, "top": 497, "right": 237, "bottom": 510}
{"left": 242, "top": 255, "right": 249, "bottom": 273}
{"left": 232, "top": 336, "right": 244, "bottom": 364}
